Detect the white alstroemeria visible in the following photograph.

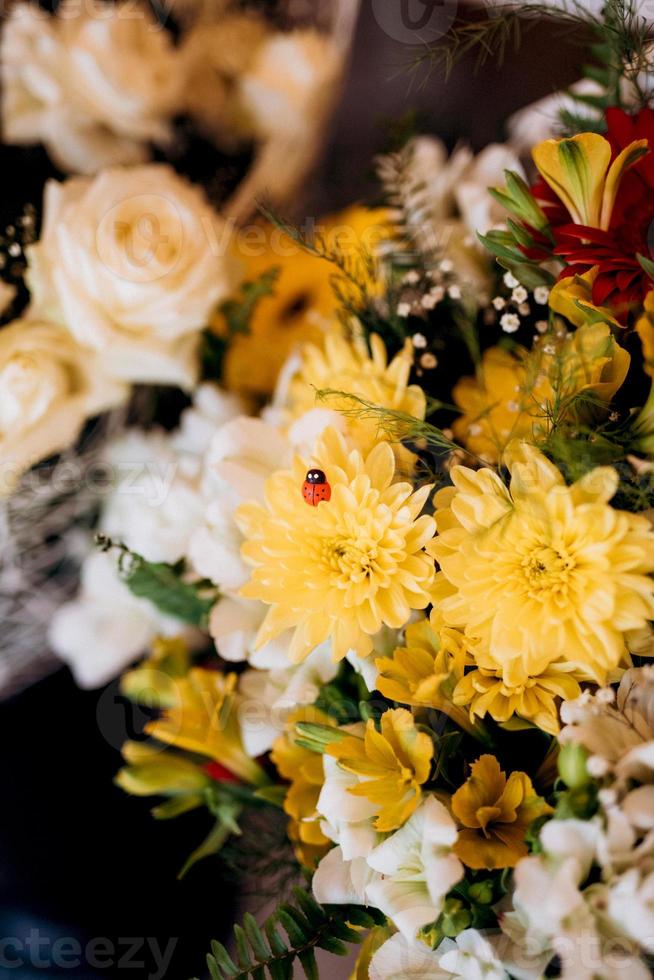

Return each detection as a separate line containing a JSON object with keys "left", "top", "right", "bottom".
{"left": 454, "top": 143, "right": 524, "bottom": 236}
{"left": 238, "top": 642, "right": 338, "bottom": 756}
{"left": 49, "top": 551, "right": 184, "bottom": 688}
{"left": 171, "top": 383, "right": 245, "bottom": 466}
{"left": 101, "top": 430, "right": 205, "bottom": 565}
{"left": 507, "top": 818, "right": 601, "bottom": 975}
{"left": 607, "top": 867, "right": 654, "bottom": 955}
{"left": 437, "top": 930, "right": 509, "bottom": 980}
{"left": 366, "top": 796, "right": 463, "bottom": 942}
{"left": 312, "top": 846, "right": 375, "bottom": 907}
{"left": 188, "top": 417, "right": 291, "bottom": 588}
{"left": 2, "top": 1, "right": 184, "bottom": 174}
{"left": 317, "top": 739, "right": 379, "bottom": 861}
{"left": 369, "top": 932, "right": 447, "bottom": 979}
{"left": 209, "top": 595, "right": 291, "bottom": 668}
{"left": 560, "top": 668, "right": 654, "bottom": 789}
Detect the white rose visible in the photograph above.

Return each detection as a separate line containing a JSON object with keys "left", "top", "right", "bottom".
{"left": 27, "top": 164, "right": 234, "bottom": 386}
{"left": 238, "top": 29, "right": 340, "bottom": 140}
{"left": 1, "top": 2, "right": 184, "bottom": 175}
{"left": 0, "top": 317, "right": 125, "bottom": 493}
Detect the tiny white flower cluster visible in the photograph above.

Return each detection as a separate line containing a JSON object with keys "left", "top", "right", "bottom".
{"left": 490, "top": 271, "right": 550, "bottom": 335}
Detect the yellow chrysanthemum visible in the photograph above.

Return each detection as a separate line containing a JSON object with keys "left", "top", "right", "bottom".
{"left": 287, "top": 332, "right": 425, "bottom": 462}
{"left": 453, "top": 653, "right": 582, "bottom": 736}
{"left": 326, "top": 707, "right": 433, "bottom": 832}
{"left": 452, "top": 322, "right": 629, "bottom": 463}
{"left": 215, "top": 206, "right": 391, "bottom": 396}
{"left": 375, "top": 610, "right": 477, "bottom": 734}
{"left": 452, "top": 754, "right": 552, "bottom": 870}
{"left": 237, "top": 427, "right": 436, "bottom": 663}
{"left": 428, "top": 442, "right": 654, "bottom": 684}
{"left": 145, "top": 667, "right": 267, "bottom": 786}
{"left": 271, "top": 707, "right": 334, "bottom": 868}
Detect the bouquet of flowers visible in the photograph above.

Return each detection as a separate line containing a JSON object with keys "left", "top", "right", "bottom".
{"left": 10, "top": 0, "right": 654, "bottom": 977}
{"left": 0, "top": 0, "right": 355, "bottom": 695}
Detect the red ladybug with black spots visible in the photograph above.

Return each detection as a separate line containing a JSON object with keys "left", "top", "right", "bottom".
{"left": 302, "top": 468, "right": 331, "bottom": 506}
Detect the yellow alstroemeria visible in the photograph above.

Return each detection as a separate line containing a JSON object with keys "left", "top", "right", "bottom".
{"left": 452, "top": 754, "right": 552, "bottom": 870}
{"left": 453, "top": 655, "right": 582, "bottom": 736}
{"left": 145, "top": 667, "right": 268, "bottom": 787}
{"left": 116, "top": 740, "right": 210, "bottom": 796}
{"left": 326, "top": 707, "right": 433, "bottom": 833}
{"left": 533, "top": 131, "right": 648, "bottom": 230}
{"left": 375, "top": 611, "right": 477, "bottom": 735}
{"left": 636, "top": 289, "right": 654, "bottom": 378}
{"left": 271, "top": 707, "right": 335, "bottom": 869}
{"left": 120, "top": 636, "right": 191, "bottom": 709}
{"left": 549, "top": 267, "right": 623, "bottom": 330}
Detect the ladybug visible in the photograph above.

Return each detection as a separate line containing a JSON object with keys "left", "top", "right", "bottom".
{"left": 302, "top": 468, "right": 331, "bottom": 506}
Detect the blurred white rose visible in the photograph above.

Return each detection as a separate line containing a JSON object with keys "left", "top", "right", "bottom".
{"left": 238, "top": 29, "right": 340, "bottom": 140}
{"left": 49, "top": 550, "right": 184, "bottom": 688}
{"left": 0, "top": 317, "right": 125, "bottom": 494}
{"left": 27, "top": 164, "right": 234, "bottom": 386}
{"left": 1, "top": 1, "right": 184, "bottom": 174}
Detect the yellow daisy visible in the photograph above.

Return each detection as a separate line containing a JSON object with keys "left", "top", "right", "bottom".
{"left": 326, "top": 707, "right": 433, "bottom": 832}
{"left": 429, "top": 441, "right": 654, "bottom": 684}
{"left": 237, "top": 427, "right": 436, "bottom": 663}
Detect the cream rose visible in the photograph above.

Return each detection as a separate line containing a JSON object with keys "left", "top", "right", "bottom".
{"left": 238, "top": 29, "right": 340, "bottom": 140}
{"left": 26, "top": 164, "right": 235, "bottom": 386}
{"left": 0, "top": 317, "right": 125, "bottom": 493}
{"left": 1, "top": 1, "right": 184, "bottom": 175}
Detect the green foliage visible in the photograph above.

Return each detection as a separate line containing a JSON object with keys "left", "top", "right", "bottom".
{"left": 478, "top": 229, "right": 557, "bottom": 289}
{"left": 96, "top": 535, "right": 217, "bottom": 627}
{"left": 202, "top": 887, "right": 387, "bottom": 980}
{"left": 219, "top": 268, "right": 280, "bottom": 336}
{"left": 314, "top": 388, "right": 471, "bottom": 462}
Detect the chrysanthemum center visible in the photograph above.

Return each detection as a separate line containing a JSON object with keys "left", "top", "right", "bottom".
{"left": 321, "top": 535, "right": 379, "bottom": 581}
{"left": 521, "top": 545, "right": 574, "bottom": 594}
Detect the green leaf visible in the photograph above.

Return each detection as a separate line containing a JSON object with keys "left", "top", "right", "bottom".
{"left": 209, "top": 940, "right": 238, "bottom": 977}
{"left": 243, "top": 913, "right": 270, "bottom": 962}
{"left": 97, "top": 535, "right": 217, "bottom": 627}
{"left": 178, "top": 810, "right": 241, "bottom": 879}
{"left": 253, "top": 785, "right": 288, "bottom": 809}
{"left": 291, "top": 888, "right": 326, "bottom": 929}
{"left": 638, "top": 253, "right": 654, "bottom": 283}
{"left": 277, "top": 908, "right": 309, "bottom": 947}
{"left": 217, "top": 267, "right": 280, "bottom": 336}
{"left": 298, "top": 948, "right": 319, "bottom": 980}
{"left": 233, "top": 925, "right": 252, "bottom": 971}
{"left": 206, "top": 953, "right": 223, "bottom": 980}
{"left": 150, "top": 794, "right": 204, "bottom": 820}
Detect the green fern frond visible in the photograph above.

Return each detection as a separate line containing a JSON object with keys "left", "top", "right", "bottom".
{"left": 203, "top": 887, "right": 387, "bottom": 980}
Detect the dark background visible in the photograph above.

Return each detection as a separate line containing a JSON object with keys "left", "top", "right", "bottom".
{"left": 0, "top": 2, "right": 587, "bottom": 977}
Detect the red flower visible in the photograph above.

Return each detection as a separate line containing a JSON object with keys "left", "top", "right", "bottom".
{"left": 532, "top": 108, "right": 654, "bottom": 323}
